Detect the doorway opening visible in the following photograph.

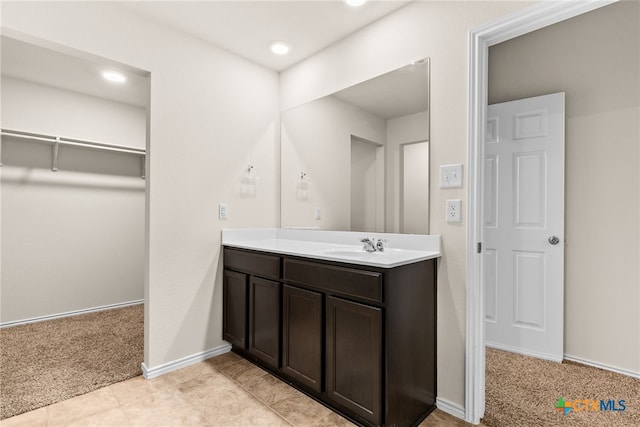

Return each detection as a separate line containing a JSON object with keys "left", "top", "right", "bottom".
{"left": 0, "top": 34, "right": 150, "bottom": 419}
{"left": 466, "top": 0, "right": 621, "bottom": 424}
{"left": 350, "top": 135, "right": 384, "bottom": 232}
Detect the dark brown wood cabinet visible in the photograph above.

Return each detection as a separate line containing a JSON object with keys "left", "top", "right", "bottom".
{"left": 249, "top": 276, "right": 281, "bottom": 369}
{"left": 282, "top": 285, "right": 322, "bottom": 392}
{"left": 223, "top": 248, "right": 282, "bottom": 368}
{"left": 222, "top": 269, "right": 248, "bottom": 348}
{"left": 223, "top": 246, "right": 437, "bottom": 427}
{"left": 326, "top": 296, "right": 382, "bottom": 425}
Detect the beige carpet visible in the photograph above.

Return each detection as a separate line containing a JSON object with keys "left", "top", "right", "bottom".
{"left": 0, "top": 304, "right": 143, "bottom": 420}
{"left": 484, "top": 347, "right": 640, "bottom": 426}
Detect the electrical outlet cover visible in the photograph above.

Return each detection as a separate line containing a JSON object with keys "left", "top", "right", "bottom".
{"left": 446, "top": 199, "right": 462, "bottom": 222}
{"left": 219, "top": 203, "right": 229, "bottom": 220}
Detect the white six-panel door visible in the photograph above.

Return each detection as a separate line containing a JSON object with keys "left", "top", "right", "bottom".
{"left": 484, "top": 93, "right": 565, "bottom": 362}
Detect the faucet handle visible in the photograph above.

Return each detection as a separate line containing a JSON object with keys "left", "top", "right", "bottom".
{"left": 360, "top": 237, "right": 377, "bottom": 252}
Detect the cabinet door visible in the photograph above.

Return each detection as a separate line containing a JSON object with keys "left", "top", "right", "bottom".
{"left": 223, "top": 270, "right": 248, "bottom": 349}
{"left": 282, "top": 285, "right": 322, "bottom": 393}
{"left": 249, "top": 276, "right": 281, "bottom": 369}
{"left": 326, "top": 296, "right": 382, "bottom": 425}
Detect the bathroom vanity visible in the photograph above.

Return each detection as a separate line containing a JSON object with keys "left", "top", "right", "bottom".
{"left": 222, "top": 229, "right": 440, "bottom": 427}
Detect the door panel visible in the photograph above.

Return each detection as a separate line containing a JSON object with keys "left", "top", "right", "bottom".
{"left": 282, "top": 285, "right": 322, "bottom": 392}
{"left": 484, "top": 249, "right": 498, "bottom": 323}
{"left": 484, "top": 154, "right": 498, "bottom": 227}
{"left": 484, "top": 92, "right": 565, "bottom": 362}
{"left": 513, "top": 250, "right": 545, "bottom": 329}
{"left": 249, "top": 277, "right": 281, "bottom": 368}
{"left": 223, "top": 270, "right": 248, "bottom": 349}
{"left": 513, "top": 152, "right": 546, "bottom": 227}
{"left": 326, "top": 296, "right": 382, "bottom": 425}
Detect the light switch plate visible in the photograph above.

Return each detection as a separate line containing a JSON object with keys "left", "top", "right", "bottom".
{"left": 446, "top": 199, "right": 462, "bottom": 222}
{"left": 440, "top": 164, "right": 463, "bottom": 188}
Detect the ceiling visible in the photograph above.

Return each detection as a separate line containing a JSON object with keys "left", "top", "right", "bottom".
{"left": 333, "top": 59, "right": 428, "bottom": 119}
{"left": 1, "top": 1, "right": 413, "bottom": 108}
{"left": 119, "top": 1, "right": 412, "bottom": 71}
{"left": 1, "top": 36, "right": 150, "bottom": 108}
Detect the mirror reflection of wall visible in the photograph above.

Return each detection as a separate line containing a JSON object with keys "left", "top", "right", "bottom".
{"left": 281, "top": 58, "right": 430, "bottom": 234}
{"left": 401, "top": 140, "right": 429, "bottom": 233}
{"left": 350, "top": 136, "right": 384, "bottom": 232}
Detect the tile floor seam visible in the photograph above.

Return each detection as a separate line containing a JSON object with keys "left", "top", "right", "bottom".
{"left": 221, "top": 369, "right": 297, "bottom": 409}
{"left": 268, "top": 410, "right": 300, "bottom": 427}
{"left": 215, "top": 362, "right": 353, "bottom": 427}
{"left": 215, "top": 367, "right": 296, "bottom": 426}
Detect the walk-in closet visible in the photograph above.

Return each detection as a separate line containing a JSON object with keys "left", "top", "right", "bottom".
{"left": 0, "top": 35, "right": 149, "bottom": 419}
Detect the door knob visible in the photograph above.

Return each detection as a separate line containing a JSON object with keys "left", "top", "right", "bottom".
{"left": 548, "top": 236, "right": 560, "bottom": 245}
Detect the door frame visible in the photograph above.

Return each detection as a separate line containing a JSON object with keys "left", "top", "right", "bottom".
{"left": 465, "top": 0, "right": 617, "bottom": 424}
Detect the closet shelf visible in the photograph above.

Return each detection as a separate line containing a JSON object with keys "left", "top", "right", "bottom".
{"left": 0, "top": 128, "right": 146, "bottom": 179}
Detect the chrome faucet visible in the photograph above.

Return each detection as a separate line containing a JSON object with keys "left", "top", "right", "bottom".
{"left": 360, "top": 238, "right": 387, "bottom": 252}
{"left": 360, "top": 238, "right": 377, "bottom": 252}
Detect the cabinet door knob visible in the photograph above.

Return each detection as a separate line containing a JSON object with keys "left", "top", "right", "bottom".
{"left": 548, "top": 236, "right": 560, "bottom": 245}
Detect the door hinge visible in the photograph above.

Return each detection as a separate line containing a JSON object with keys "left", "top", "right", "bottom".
{"left": 477, "top": 242, "right": 482, "bottom": 254}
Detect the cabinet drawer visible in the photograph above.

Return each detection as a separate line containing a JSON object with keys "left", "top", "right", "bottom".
{"left": 284, "top": 258, "right": 382, "bottom": 303}
{"left": 224, "top": 248, "right": 281, "bottom": 279}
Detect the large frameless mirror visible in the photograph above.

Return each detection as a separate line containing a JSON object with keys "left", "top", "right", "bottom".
{"left": 281, "top": 58, "right": 430, "bottom": 233}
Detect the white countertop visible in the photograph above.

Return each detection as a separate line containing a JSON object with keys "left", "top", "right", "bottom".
{"left": 222, "top": 228, "right": 440, "bottom": 268}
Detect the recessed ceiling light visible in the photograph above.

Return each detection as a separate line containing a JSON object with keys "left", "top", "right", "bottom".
{"left": 270, "top": 41, "right": 290, "bottom": 55}
{"left": 102, "top": 70, "right": 127, "bottom": 83}
{"left": 344, "top": 0, "right": 368, "bottom": 7}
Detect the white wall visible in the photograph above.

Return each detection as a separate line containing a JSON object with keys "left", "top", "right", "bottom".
{"left": 1, "top": 77, "right": 146, "bottom": 324}
{"left": 280, "top": 0, "right": 533, "bottom": 407}
{"left": 1, "top": 1, "right": 280, "bottom": 369}
{"left": 2, "top": 77, "right": 146, "bottom": 148}
{"left": 281, "top": 95, "right": 386, "bottom": 230}
{"left": 488, "top": 0, "right": 640, "bottom": 375}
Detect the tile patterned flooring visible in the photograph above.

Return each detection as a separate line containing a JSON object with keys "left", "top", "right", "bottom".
{"left": 1, "top": 352, "right": 472, "bottom": 427}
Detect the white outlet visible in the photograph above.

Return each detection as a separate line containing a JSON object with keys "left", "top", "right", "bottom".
{"left": 446, "top": 199, "right": 461, "bottom": 222}
{"left": 219, "top": 203, "right": 229, "bottom": 220}
{"left": 440, "top": 164, "right": 463, "bottom": 188}
{"left": 315, "top": 207, "right": 321, "bottom": 220}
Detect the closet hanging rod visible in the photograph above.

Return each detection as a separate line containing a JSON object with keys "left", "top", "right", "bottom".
{"left": 0, "top": 128, "right": 146, "bottom": 156}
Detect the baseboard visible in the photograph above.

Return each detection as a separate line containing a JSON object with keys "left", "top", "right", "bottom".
{"left": 0, "top": 299, "right": 144, "bottom": 329}
{"left": 485, "top": 341, "right": 562, "bottom": 363}
{"left": 141, "top": 343, "right": 232, "bottom": 379}
{"left": 436, "top": 397, "right": 466, "bottom": 421}
{"left": 564, "top": 354, "right": 640, "bottom": 380}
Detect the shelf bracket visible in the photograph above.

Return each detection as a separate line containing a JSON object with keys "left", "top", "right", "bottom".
{"left": 52, "top": 137, "right": 60, "bottom": 172}
{"left": 140, "top": 155, "right": 146, "bottom": 180}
